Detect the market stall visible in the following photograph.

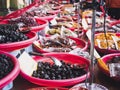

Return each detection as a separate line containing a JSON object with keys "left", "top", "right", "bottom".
{"left": 0, "top": 0, "right": 120, "bottom": 90}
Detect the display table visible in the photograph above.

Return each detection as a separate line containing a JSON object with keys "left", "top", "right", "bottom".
{"left": 11, "top": 64, "right": 120, "bottom": 90}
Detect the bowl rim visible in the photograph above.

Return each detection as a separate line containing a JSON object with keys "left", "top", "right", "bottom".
{"left": 0, "top": 50, "right": 20, "bottom": 89}
{"left": 20, "top": 53, "right": 90, "bottom": 87}
{"left": 94, "top": 32, "right": 120, "bottom": 54}
{"left": 0, "top": 31, "right": 38, "bottom": 52}
{"left": 99, "top": 53, "right": 120, "bottom": 81}
{"left": 33, "top": 36, "right": 88, "bottom": 53}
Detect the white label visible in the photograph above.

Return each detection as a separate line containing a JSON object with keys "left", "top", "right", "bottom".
{"left": 18, "top": 52, "right": 37, "bottom": 76}
{"left": 50, "top": 18, "right": 57, "bottom": 25}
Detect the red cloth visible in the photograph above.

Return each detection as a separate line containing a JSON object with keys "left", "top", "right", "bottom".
{"left": 106, "top": 0, "right": 120, "bottom": 8}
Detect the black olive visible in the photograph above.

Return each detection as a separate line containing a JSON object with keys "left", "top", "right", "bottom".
{"left": 0, "top": 54, "right": 14, "bottom": 79}
{"left": 32, "top": 60, "right": 87, "bottom": 80}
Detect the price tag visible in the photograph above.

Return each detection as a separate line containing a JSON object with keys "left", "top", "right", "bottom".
{"left": 50, "top": 18, "right": 57, "bottom": 25}
{"left": 18, "top": 52, "right": 37, "bottom": 76}
{"left": 82, "top": 18, "right": 89, "bottom": 30}
{"left": 109, "top": 63, "right": 120, "bottom": 77}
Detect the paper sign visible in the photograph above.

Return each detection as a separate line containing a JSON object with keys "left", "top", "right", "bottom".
{"left": 18, "top": 52, "right": 37, "bottom": 76}
{"left": 50, "top": 18, "right": 57, "bottom": 25}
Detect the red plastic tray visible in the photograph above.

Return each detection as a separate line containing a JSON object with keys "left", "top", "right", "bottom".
{"left": 0, "top": 50, "right": 20, "bottom": 89}
{"left": 0, "top": 31, "right": 38, "bottom": 52}
{"left": 20, "top": 53, "right": 90, "bottom": 87}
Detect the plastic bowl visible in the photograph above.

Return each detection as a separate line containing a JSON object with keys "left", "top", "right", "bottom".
{"left": 30, "top": 18, "right": 48, "bottom": 32}
{"left": 47, "top": 9, "right": 61, "bottom": 14}
{"left": 27, "top": 87, "right": 68, "bottom": 90}
{"left": 94, "top": 33, "right": 120, "bottom": 54}
{"left": 0, "top": 31, "right": 38, "bottom": 52}
{"left": 3, "top": 2, "right": 36, "bottom": 19}
{"left": 0, "top": 18, "right": 48, "bottom": 32}
{"left": 98, "top": 53, "right": 120, "bottom": 81}
{"left": 20, "top": 53, "right": 90, "bottom": 87}
{"left": 33, "top": 36, "right": 88, "bottom": 53}
{"left": 0, "top": 50, "right": 20, "bottom": 89}
{"left": 39, "top": 14, "right": 56, "bottom": 21}
{"left": 52, "top": 5, "right": 64, "bottom": 10}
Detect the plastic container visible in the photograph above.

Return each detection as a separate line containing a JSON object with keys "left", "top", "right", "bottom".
{"left": 0, "top": 31, "right": 37, "bottom": 52}
{"left": 98, "top": 53, "right": 120, "bottom": 81}
{"left": 33, "top": 36, "right": 88, "bottom": 53}
{"left": 3, "top": 2, "right": 36, "bottom": 19}
{"left": 20, "top": 53, "right": 90, "bottom": 87}
{"left": 95, "top": 33, "right": 120, "bottom": 54}
{"left": 38, "top": 14, "right": 56, "bottom": 22}
{"left": 27, "top": 87, "right": 68, "bottom": 90}
{"left": 0, "top": 18, "right": 48, "bottom": 32}
{"left": 0, "top": 50, "right": 20, "bottom": 89}
{"left": 52, "top": 5, "right": 64, "bottom": 10}
{"left": 48, "top": 9, "right": 61, "bottom": 14}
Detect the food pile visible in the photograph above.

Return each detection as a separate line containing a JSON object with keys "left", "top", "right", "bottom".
{"left": 39, "top": 36, "right": 78, "bottom": 52}
{"left": 32, "top": 60, "right": 87, "bottom": 80}
{"left": 0, "top": 24, "right": 29, "bottom": 43}
{"left": 0, "top": 54, "right": 14, "bottom": 79}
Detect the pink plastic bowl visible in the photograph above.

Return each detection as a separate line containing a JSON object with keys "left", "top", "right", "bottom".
{"left": 0, "top": 18, "right": 48, "bottom": 32}
{"left": 0, "top": 50, "right": 20, "bottom": 89}
{"left": 33, "top": 36, "right": 88, "bottom": 53}
{"left": 30, "top": 18, "right": 48, "bottom": 32}
{"left": 20, "top": 53, "right": 90, "bottom": 87}
{"left": 27, "top": 87, "right": 68, "bottom": 90}
{"left": 0, "top": 31, "right": 38, "bottom": 52}
{"left": 39, "top": 14, "right": 56, "bottom": 21}
{"left": 52, "top": 5, "right": 64, "bottom": 10}
{"left": 95, "top": 33, "right": 120, "bottom": 54}
{"left": 48, "top": 9, "right": 61, "bottom": 14}
{"left": 99, "top": 53, "right": 120, "bottom": 81}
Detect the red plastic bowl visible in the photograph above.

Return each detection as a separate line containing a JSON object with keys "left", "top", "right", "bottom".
{"left": 3, "top": 2, "right": 36, "bottom": 19}
{"left": 39, "top": 14, "right": 56, "bottom": 21}
{"left": 99, "top": 53, "right": 120, "bottom": 81}
{"left": 52, "top": 5, "right": 64, "bottom": 10}
{"left": 33, "top": 36, "right": 88, "bottom": 53}
{"left": 0, "top": 31, "right": 37, "bottom": 52}
{"left": 27, "top": 87, "right": 68, "bottom": 90}
{"left": 20, "top": 53, "right": 90, "bottom": 87}
{"left": 30, "top": 18, "right": 48, "bottom": 32}
{"left": 0, "top": 18, "right": 48, "bottom": 32}
{"left": 48, "top": 9, "right": 61, "bottom": 14}
{"left": 95, "top": 33, "right": 120, "bottom": 54}
{"left": 0, "top": 50, "right": 20, "bottom": 89}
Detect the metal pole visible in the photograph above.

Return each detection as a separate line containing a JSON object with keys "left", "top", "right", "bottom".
{"left": 89, "top": 0, "right": 96, "bottom": 88}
